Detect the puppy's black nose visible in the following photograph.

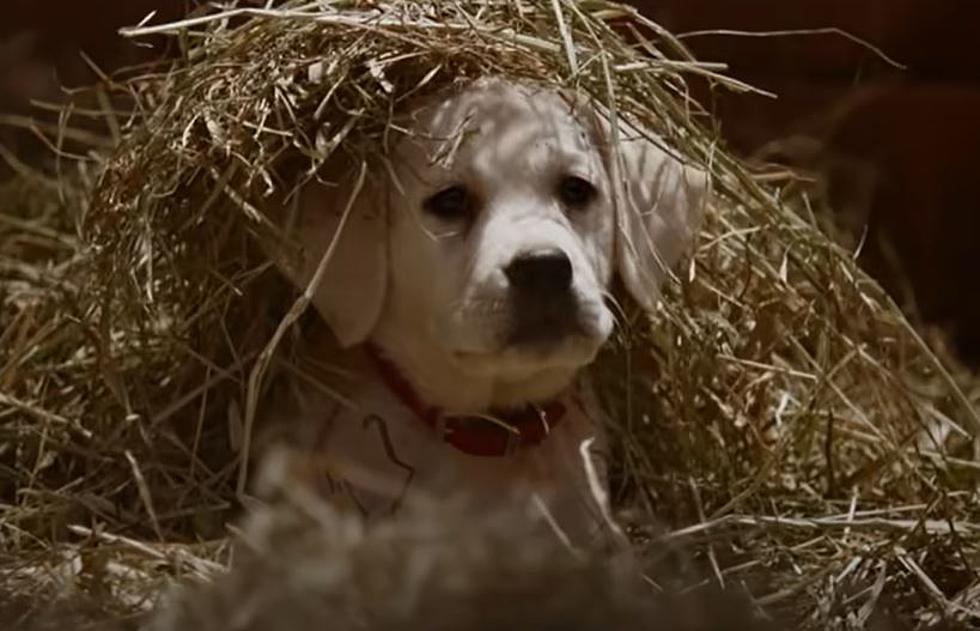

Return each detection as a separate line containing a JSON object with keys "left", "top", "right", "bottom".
{"left": 505, "top": 250, "right": 573, "bottom": 293}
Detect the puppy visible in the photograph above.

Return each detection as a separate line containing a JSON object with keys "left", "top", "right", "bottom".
{"left": 263, "top": 79, "right": 708, "bottom": 542}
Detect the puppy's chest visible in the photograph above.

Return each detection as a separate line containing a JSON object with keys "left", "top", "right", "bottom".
{"left": 291, "top": 375, "right": 607, "bottom": 522}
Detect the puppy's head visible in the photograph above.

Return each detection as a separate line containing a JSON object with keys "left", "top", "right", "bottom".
{"left": 383, "top": 82, "right": 620, "bottom": 381}
{"left": 268, "top": 80, "right": 708, "bottom": 402}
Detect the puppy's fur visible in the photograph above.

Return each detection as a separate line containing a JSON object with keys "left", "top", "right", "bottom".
{"left": 263, "top": 79, "right": 707, "bottom": 540}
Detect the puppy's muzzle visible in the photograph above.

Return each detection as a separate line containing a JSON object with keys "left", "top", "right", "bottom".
{"left": 504, "top": 249, "right": 581, "bottom": 347}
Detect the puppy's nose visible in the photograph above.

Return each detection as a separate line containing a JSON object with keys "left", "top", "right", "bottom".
{"left": 504, "top": 249, "right": 573, "bottom": 293}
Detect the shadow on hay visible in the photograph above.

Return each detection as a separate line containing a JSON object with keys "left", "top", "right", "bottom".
{"left": 0, "top": 456, "right": 937, "bottom": 631}
{"left": 0, "top": 480, "right": 775, "bottom": 631}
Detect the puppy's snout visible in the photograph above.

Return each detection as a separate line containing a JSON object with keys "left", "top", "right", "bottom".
{"left": 504, "top": 249, "right": 573, "bottom": 294}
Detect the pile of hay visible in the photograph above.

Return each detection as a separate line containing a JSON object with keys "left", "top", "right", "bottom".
{"left": 1, "top": 1, "right": 978, "bottom": 628}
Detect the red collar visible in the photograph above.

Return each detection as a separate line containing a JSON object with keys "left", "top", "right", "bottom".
{"left": 365, "top": 344, "right": 567, "bottom": 457}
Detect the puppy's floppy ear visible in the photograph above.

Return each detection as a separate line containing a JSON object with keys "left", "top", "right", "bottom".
{"left": 265, "top": 173, "right": 387, "bottom": 347}
{"left": 603, "top": 117, "right": 709, "bottom": 311}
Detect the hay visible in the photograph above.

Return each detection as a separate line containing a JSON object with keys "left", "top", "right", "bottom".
{"left": 1, "top": 1, "right": 978, "bottom": 628}
{"left": 141, "top": 472, "right": 783, "bottom": 631}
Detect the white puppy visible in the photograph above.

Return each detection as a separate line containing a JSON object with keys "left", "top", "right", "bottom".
{"left": 264, "top": 79, "right": 707, "bottom": 542}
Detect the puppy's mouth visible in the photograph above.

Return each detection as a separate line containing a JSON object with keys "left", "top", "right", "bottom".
{"left": 453, "top": 330, "right": 592, "bottom": 361}
{"left": 449, "top": 296, "right": 608, "bottom": 372}
{"left": 505, "top": 291, "right": 586, "bottom": 349}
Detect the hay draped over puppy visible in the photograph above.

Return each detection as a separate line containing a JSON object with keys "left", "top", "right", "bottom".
{"left": 1, "top": 1, "right": 979, "bottom": 627}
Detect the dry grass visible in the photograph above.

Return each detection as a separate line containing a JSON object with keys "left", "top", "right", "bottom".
{"left": 1, "top": 1, "right": 979, "bottom": 628}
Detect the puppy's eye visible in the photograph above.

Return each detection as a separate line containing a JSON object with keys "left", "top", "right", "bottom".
{"left": 558, "top": 175, "right": 597, "bottom": 210}
{"left": 424, "top": 185, "right": 473, "bottom": 221}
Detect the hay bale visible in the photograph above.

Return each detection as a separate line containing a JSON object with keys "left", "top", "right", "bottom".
{"left": 1, "top": 1, "right": 978, "bottom": 627}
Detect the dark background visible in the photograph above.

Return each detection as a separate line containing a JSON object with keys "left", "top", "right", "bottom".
{"left": 2, "top": 1, "right": 978, "bottom": 364}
